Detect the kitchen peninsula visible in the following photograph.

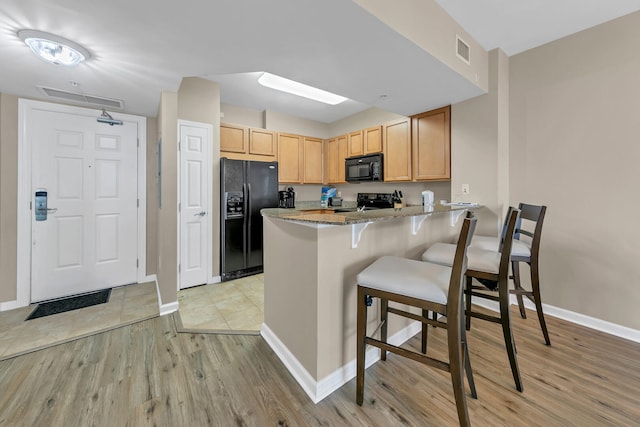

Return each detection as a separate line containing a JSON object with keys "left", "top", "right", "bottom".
{"left": 260, "top": 203, "right": 475, "bottom": 403}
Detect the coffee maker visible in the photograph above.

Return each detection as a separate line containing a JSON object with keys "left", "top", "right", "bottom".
{"left": 278, "top": 187, "right": 295, "bottom": 208}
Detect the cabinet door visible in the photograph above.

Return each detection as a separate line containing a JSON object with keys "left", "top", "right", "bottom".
{"left": 348, "top": 130, "right": 364, "bottom": 157}
{"left": 249, "top": 129, "right": 276, "bottom": 156}
{"left": 326, "top": 138, "right": 338, "bottom": 183}
{"left": 337, "top": 134, "right": 348, "bottom": 183}
{"left": 412, "top": 106, "right": 451, "bottom": 180}
{"left": 303, "top": 137, "right": 324, "bottom": 184}
{"left": 383, "top": 118, "right": 411, "bottom": 182}
{"left": 326, "top": 134, "right": 348, "bottom": 184}
{"left": 220, "top": 123, "right": 248, "bottom": 153}
{"left": 364, "top": 125, "right": 382, "bottom": 154}
{"left": 278, "top": 133, "right": 302, "bottom": 183}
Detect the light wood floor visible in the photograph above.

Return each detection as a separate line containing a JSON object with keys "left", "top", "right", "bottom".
{"left": 1, "top": 305, "right": 639, "bottom": 426}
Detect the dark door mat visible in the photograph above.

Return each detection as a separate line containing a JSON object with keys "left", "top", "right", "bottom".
{"left": 26, "top": 288, "right": 112, "bottom": 320}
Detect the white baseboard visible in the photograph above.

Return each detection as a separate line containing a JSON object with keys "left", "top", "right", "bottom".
{"left": 142, "top": 274, "right": 157, "bottom": 283}
{"left": 473, "top": 295, "right": 640, "bottom": 344}
{"left": 0, "top": 299, "right": 25, "bottom": 312}
{"left": 519, "top": 299, "right": 640, "bottom": 344}
{"left": 261, "top": 321, "right": 422, "bottom": 404}
{"left": 159, "top": 301, "right": 179, "bottom": 316}
{"left": 154, "top": 276, "right": 179, "bottom": 316}
{"left": 208, "top": 275, "right": 221, "bottom": 285}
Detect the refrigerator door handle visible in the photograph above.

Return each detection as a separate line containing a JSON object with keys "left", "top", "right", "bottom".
{"left": 246, "top": 183, "right": 252, "bottom": 257}
{"left": 242, "top": 182, "right": 248, "bottom": 267}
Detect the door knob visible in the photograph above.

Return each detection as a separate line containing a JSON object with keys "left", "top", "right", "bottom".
{"left": 194, "top": 211, "right": 207, "bottom": 216}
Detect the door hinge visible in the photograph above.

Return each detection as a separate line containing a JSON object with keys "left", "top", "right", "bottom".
{"left": 137, "top": 198, "right": 139, "bottom": 207}
{"left": 178, "top": 141, "right": 181, "bottom": 151}
{"left": 137, "top": 138, "right": 140, "bottom": 147}
{"left": 178, "top": 264, "right": 181, "bottom": 273}
{"left": 136, "top": 259, "right": 139, "bottom": 268}
{"left": 30, "top": 201, "right": 32, "bottom": 210}
{"left": 178, "top": 202, "right": 181, "bottom": 212}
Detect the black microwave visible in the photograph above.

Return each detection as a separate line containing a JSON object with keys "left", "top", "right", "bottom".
{"left": 345, "top": 153, "right": 383, "bottom": 182}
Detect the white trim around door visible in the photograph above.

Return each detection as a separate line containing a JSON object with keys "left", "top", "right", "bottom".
{"left": 14, "top": 99, "right": 147, "bottom": 308}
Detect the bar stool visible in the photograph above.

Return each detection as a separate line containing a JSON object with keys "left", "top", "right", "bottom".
{"left": 470, "top": 203, "right": 550, "bottom": 345}
{"left": 422, "top": 208, "right": 524, "bottom": 392}
{"left": 356, "top": 213, "right": 477, "bottom": 427}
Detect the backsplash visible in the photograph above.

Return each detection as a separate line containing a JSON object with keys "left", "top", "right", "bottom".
{"left": 280, "top": 181, "right": 451, "bottom": 206}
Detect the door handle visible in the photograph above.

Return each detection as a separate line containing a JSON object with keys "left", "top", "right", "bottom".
{"left": 194, "top": 211, "right": 207, "bottom": 216}
{"left": 47, "top": 207, "right": 58, "bottom": 214}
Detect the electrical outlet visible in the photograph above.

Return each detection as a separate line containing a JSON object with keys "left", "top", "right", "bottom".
{"left": 461, "top": 184, "right": 470, "bottom": 195}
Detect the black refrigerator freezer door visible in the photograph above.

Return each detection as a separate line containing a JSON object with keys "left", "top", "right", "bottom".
{"left": 246, "top": 161, "right": 279, "bottom": 270}
{"left": 223, "top": 217, "right": 246, "bottom": 274}
{"left": 220, "top": 158, "right": 247, "bottom": 277}
{"left": 221, "top": 158, "right": 278, "bottom": 280}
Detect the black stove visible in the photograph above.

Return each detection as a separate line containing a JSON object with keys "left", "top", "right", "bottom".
{"left": 333, "top": 193, "right": 394, "bottom": 212}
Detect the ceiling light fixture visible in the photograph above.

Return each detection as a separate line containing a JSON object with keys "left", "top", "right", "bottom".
{"left": 257, "top": 72, "right": 347, "bottom": 105}
{"left": 18, "top": 30, "right": 90, "bottom": 66}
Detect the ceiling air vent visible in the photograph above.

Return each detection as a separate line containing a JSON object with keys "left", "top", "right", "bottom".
{"left": 456, "top": 35, "right": 470, "bottom": 65}
{"left": 37, "top": 86, "right": 124, "bottom": 109}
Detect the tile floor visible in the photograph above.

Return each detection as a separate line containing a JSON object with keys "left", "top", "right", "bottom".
{"left": 176, "top": 274, "right": 264, "bottom": 334}
{"left": 0, "top": 275, "right": 265, "bottom": 360}
{"left": 0, "top": 281, "right": 159, "bottom": 361}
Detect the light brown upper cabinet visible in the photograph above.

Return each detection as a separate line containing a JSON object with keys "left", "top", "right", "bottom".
{"left": 249, "top": 128, "right": 276, "bottom": 156}
{"left": 221, "top": 123, "right": 276, "bottom": 161}
{"left": 220, "top": 123, "right": 248, "bottom": 153}
{"left": 411, "top": 106, "right": 451, "bottom": 180}
{"left": 382, "top": 118, "right": 412, "bottom": 181}
{"left": 364, "top": 125, "right": 382, "bottom": 154}
{"left": 303, "top": 137, "right": 324, "bottom": 184}
{"left": 278, "top": 133, "right": 303, "bottom": 183}
{"left": 326, "top": 134, "right": 348, "bottom": 184}
{"left": 348, "top": 130, "right": 364, "bottom": 157}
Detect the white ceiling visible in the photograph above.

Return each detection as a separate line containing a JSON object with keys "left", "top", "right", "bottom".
{"left": 1, "top": 0, "right": 638, "bottom": 123}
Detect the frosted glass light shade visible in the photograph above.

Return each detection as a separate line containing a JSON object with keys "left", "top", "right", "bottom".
{"left": 258, "top": 72, "right": 347, "bottom": 105}
{"left": 18, "top": 30, "right": 90, "bottom": 66}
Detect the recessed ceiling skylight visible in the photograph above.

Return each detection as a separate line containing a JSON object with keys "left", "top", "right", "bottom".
{"left": 257, "top": 72, "right": 347, "bottom": 105}
{"left": 18, "top": 30, "right": 90, "bottom": 66}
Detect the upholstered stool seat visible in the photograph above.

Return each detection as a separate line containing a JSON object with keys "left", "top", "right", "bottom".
{"left": 357, "top": 256, "right": 452, "bottom": 304}
{"left": 471, "top": 235, "right": 531, "bottom": 258}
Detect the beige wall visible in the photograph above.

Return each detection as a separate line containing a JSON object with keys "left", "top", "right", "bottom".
{"left": 0, "top": 94, "right": 18, "bottom": 302}
{"left": 327, "top": 107, "right": 404, "bottom": 137}
{"left": 509, "top": 11, "right": 640, "bottom": 329}
{"left": 265, "top": 110, "right": 329, "bottom": 139}
{"left": 451, "top": 49, "right": 509, "bottom": 236}
{"left": 156, "top": 91, "right": 179, "bottom": 306}
{"left": 221, "top": 103, "right": 264, "bottom": 128}
{"left": 353, "top": 0, "right": 488, "bottom": 92}
{"left": 146, "top": 117, "right": 158, "bottom": 275}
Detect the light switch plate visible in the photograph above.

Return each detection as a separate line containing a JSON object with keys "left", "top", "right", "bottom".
{"left": 462, "top": 184, "right": 470, "bottom": 195}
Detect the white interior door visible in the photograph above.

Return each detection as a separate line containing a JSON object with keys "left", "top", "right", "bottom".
{"left": 179, "top": 122, "right": 211, "bottom": 289}
{"left": 31, "top": 109, "right": 138, "bottom": 302}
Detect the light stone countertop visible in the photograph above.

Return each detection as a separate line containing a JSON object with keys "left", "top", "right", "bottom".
{"left": 261, "top": 202, "right": 477, "bottom": 226}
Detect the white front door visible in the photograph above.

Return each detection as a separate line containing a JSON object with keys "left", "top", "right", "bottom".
{"left": 30, "top": 109, "right": 138, "bottom": 302}
{"left": 179, "top": 121, "right": 211, "bottom": 289}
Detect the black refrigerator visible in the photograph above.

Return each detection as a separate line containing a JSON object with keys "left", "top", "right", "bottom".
{"left": 221, "top": 158, "right": 278, "bottom": 281}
